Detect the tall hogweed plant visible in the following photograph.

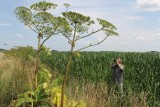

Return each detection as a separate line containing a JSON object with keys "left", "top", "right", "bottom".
{"left": 12, "top": 66, "right": 63, "bottom": 107}
{"left": 12, "top": 66, "right": 86, "bottom": 107}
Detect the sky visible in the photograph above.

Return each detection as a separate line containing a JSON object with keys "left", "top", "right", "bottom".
{"left": 0, "top": 0, "right": 160, "bottom": 52}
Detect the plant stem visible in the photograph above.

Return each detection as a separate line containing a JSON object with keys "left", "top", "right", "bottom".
{"left": 61, "top": 23, "right": 77, "bottom": 107}
{"left": 35, "top": 34, "right": 41, "bottom": 88}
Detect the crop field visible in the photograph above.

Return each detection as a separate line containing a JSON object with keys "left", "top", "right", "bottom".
{"left": 41, "top": 51, "right": 160, "bottom": 106}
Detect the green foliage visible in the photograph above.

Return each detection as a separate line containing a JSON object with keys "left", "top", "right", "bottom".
{"left": 15, "top": 6, "right": 32, "bottom": 25}
{"left": 14, "top": 67, "right": 61, "bottom": 107}
{"left": 13, "top": 65, "right": 85, "bottom": 107}
{"left": 62, "top": 11, "right": 95, "bottom": 34}
{"left": 38, "top": 67, "right": 52, "bottom": 84}
{"left": 55, "top": 17, "right": 73, "bottom": 35}
{"left": 62, "top": 11, "right": 94, "bottom": 25}
{"left": 52, "top": 76, "right": 63, "bottom": 87}
{"left": 14, "top": 84, "right": 52, "bottom": 107}
{"left": 97, "top": 18, "right": 116, "bottom": 29}
{"left": 97, "top": 18, "right": 119, "bottom": 36}
{"left": 73, "top": 51, "right": 81, "bottom": 58}
{"left": 15, "top": 90, "right": 34, "bottom": 107}
{"left": 33, "top": 12, "right": 55, "bottom": 36}
{"left": 30, "top": 1, "right": 58, "bottom": 11}
{"left": 5, "top": 46, "right": 35, "bottom": 61}
{"left": 40, "top": 46, "right": 52, "bottom": 56}
{"left": 15, "top": 1, "right": 61, "bottom": 38}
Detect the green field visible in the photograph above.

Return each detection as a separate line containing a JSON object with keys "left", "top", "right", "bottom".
{"left": 41, "top": 51, "right": 160, "bottom": 106}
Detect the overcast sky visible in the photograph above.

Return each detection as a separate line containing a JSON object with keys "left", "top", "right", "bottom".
{"left": 0, "top": 0, "right": 160, "bottom": 52}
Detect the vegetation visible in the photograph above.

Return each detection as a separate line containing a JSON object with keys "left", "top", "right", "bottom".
{"left": 2, "top": 47, "right": 87, "bottom": 107}
{"left": 0, "top": 49, "right": 6, "bottom": 52}
{"left": 0, "top": 1, "right": 159, "bottom": 107}
{"left": 60, "top": 7, "right": 118, "bottom": 107}
{"left": 41, "top": 51, "right": 160, "bottom": 106}
{"left": 1, "top": 48, "right": 160, "bottom": 106}
{"left": 14, "top": 1, "right": 118, "bottom": 107}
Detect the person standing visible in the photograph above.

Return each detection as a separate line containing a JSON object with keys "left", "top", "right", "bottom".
{"left": 111, "top": 58, "right": 124, "bottom": 93}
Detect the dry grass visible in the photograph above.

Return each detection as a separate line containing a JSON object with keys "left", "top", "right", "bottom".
{"left": 67, "top": 80, "right": 149, "bottom": 107}
{"left": 0, "top": 52, "right": 35, "bottom": 106}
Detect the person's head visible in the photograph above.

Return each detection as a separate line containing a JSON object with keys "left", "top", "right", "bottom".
{"left": 117, "top": 58, "right": 122, "bottom": 64}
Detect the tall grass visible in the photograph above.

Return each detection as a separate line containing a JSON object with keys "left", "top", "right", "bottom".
{"left": 0, "top": 56, "right": 35, "bottom": 106}
{"left": 67, "top": 80, "right": 149, "bottom": 107}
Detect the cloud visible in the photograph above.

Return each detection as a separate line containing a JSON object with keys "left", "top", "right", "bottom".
{"left": 137, "top": 0, "right": 160, "bottom": 11}
{"left": 136, "top": 32, "right": 160, "bottom": 42}
{"left": 157, "top": 28, "right": 160, "bottom": 32}
{"left": 119, "top": 41, "right": 128, "bottom": 45}
{"left": 24, "top": 25, "right": 30, "bottom": 30}
{"left": 136, "top": 35, "right": 151, "bottom": 41}
{"left": 0, "top": 23, "right": 10, "bottom": 26}
{"left": 155, "top": 29, "right": 160, "bottom": 37}
{"left": 124, "top": 16, "right": 144, "bottom": 21}
{"left": 77, "top": 39, "right": 91, "bottom": 45}
{"left": 15, "top": 34, "right": 24, "bottom": 38}
{"left": 94, "top": 35, "right": 106, "bottom": 42}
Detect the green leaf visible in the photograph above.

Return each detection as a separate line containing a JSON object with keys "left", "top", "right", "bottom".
{"left": 76, "top": 52, "right": 81, "bottom": 58}
{"left": 15, "top": 90, "right": 34, "bottom": 107}
{"left": 52, "top": 76, "right": 63, "bottom": 87}
{"left": 15, "top": 98, "right": 26, "bottom": 107}
{"left": 38, "top": 67, "right": 52, "bottom": 84}
{"left": 73, "top": 51, "right": 81, "bottom": 58}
